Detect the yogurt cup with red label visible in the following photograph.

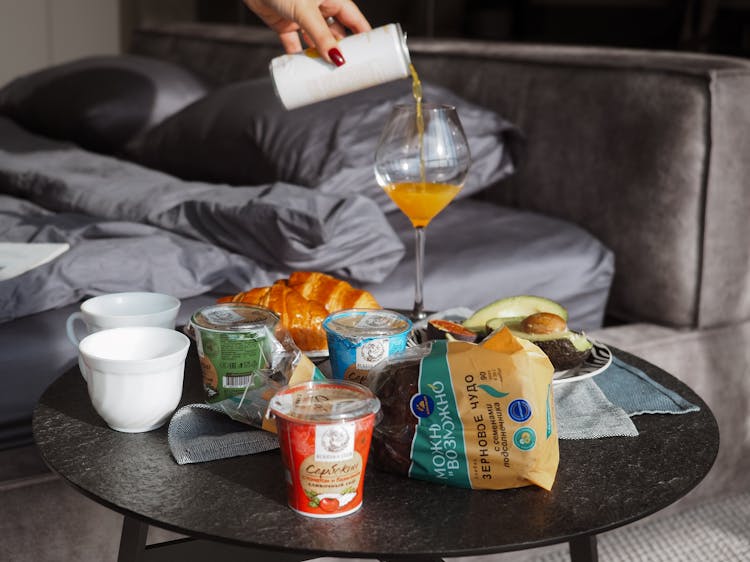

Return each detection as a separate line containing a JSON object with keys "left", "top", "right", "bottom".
{"left": 267, "top": 380, "right": 381, "bottom": 518}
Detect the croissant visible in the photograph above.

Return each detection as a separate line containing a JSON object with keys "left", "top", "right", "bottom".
{"left": 288, "top": 271, "right": 380, "bottom": 312}
{"left": 218, "top": 280, "right": 329, "bottom": 352}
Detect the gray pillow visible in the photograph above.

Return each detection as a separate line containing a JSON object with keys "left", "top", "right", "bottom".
{"left": 126, "top": 77, "right": 521, "bottom": 211}
{"left": 0, "top": 55, "right": 207, "bottom": 153}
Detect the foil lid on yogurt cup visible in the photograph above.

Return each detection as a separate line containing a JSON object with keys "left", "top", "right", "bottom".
{"left": 268, "top": 380, "right": 381, "bottom": 423}
{"left": 323, "top": 309, "right": 411, "bottom": 340}
{"left": 190, "top": 303, "right": 278, "bottom": 333}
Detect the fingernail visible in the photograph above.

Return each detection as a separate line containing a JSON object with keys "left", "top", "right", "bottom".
{"left": 328, "top": 48, "right": 345, "bottom": 67}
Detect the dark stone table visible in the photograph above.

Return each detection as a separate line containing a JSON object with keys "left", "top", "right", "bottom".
{"left": 33, "top": 346, "right": 718, "bottom": 562}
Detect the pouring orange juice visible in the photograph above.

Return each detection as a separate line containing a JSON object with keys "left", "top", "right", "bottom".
{"left": 375, "top": 64, "right": 471, "bottom": 318}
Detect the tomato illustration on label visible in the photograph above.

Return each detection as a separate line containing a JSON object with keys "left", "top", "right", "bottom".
{"left": 305, "top": 488, "right": 358, "bottom": 513}
{"left": 318, "top": 497, "right": 340, "bottom": 512}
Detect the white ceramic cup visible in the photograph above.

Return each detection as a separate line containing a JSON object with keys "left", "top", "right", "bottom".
{"left": 66, "top": 292, "right": 181, "bottom": 346}
{"left": 78, "top": 326, "right": 190, "bottom": 433}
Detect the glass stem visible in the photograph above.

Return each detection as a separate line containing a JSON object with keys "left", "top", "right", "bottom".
{"left": 412, "top": 226, "right": 427, "bottom": 321}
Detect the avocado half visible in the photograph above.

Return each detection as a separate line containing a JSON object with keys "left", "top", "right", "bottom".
{"left": 520, "top": 331, "right": 593, "bottom": 371}
{"left": 462, "top": 295, "right": 568, "bottom": 336}
{"left": 481, "top": 301, "right": 593, "bottom": 371}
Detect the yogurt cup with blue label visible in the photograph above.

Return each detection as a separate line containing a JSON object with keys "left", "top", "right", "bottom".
{"left": 323, "top": 309, "right": 412, "bottom": 383}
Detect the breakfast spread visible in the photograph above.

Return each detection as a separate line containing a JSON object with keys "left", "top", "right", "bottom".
{"left": 219, "top": 272, "right": 380, "bottom": 353}
{"left": 170, "top": 284, "right": 599, "bottom": 515}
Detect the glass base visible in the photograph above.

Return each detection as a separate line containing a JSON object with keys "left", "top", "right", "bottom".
{"left": 410, "top": 308, "right": 428, "bottom": 321}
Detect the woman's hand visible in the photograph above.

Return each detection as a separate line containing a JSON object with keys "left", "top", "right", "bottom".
{"left": 243, "top": 0, "right": 371, "bottom": 66}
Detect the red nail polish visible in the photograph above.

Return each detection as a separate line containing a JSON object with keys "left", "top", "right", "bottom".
{"left": 328, "top": 48, "right": 345, "bottom": 67}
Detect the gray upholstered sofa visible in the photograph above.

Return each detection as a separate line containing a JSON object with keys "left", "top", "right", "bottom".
{"left": 2, "top": 22, "right": 749, "bottom": 561}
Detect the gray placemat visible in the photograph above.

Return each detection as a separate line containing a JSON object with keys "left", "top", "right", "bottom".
{"left": 555, "top": 354, "right": 699, "bottom": 440}
{"left": 555, "top": 378, "right": 638, "bottom": 439}
{"left": 168, "top": 403, "right": 278, "bottom": 465}
{"left": 596, "top": 356, "right": 700, "bottom": 416}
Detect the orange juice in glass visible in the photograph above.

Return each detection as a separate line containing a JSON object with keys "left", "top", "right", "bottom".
{"left": 382, "top": 181, "right": 462, "bottom": 229}
{"left": 375, "top": 104, "right": 470, "bottom": 319}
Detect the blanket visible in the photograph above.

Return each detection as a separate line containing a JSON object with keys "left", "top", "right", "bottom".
{"left": 0, "top": 117, "right": 405, "bottom": 322}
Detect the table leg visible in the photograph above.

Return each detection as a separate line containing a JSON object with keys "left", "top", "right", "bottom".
{"left": 379, "top": 559, "right": 445, "bottom": 562}
{"left": 569, "top": 534, "right": 598, "bottom": 562}
{"left": 117, "top": 516, "right": 149, "bottom": 562}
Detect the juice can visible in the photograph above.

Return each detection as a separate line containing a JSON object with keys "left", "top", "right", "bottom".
{"left": 190, "top": 303, "right": 279, "bottom": 401}
{"left": 267, "top": 380, "right": 381, "bottom": 518}
{"left": 269, "top": 23, "right": 411, "bottom": 110}
{"left": 323, "top": 308, "right": 412, "bottom": 383}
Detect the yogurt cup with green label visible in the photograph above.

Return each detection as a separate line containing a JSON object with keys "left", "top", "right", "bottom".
{"left": 190, "top": 304, "right": 279, "bottom": 402}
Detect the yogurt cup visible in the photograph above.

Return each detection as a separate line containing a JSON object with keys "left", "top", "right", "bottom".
{"left": 267, "top": 380, "right": 381, "bottom": 518}
{"left": 190, "top": 304, "right": 279, "bottom": 402}
{"left": 323, "top": 309, "right": 412, "bottom": 383}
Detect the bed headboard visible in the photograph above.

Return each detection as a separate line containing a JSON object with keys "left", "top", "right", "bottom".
{"left": 131, "top": 23, "right": 281, "bottom": 86}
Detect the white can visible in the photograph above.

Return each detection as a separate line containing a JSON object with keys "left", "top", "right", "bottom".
{"left": 269, "top": 23, "right": 411, "bottom": 110}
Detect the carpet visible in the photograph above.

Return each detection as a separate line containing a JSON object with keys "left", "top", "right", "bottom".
{"left": 517, "top": 491, "right": 750, "bottom": 562}
{"left": 313, "top": 491, "right": 750, "bottom": 562}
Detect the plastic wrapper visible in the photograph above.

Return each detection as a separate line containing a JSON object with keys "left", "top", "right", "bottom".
{"left": 188, "top": 303, "right": 324, "bottom": 432}
{"left": 367, "top": 327, "right": 559, "bottom": 491}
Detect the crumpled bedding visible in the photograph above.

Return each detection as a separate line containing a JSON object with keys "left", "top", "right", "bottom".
{"left": 0, "top": 117, "right": 405, "bottom": 322}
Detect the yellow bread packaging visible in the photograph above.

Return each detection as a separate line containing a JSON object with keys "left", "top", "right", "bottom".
{"left": 367, "top": 327, "right": 559, "bottom": 491}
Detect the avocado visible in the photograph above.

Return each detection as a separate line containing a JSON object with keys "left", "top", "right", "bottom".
{"left": 484, "top": 316, "right": 525, "bottom": 334}
{"left": 463, "top": 295, "right": 568, "bottom": 336}
{"left": 485, "top": 314, "right": 592, "bottom": 371}
{"left": 520, "top": 332, "right": 593, "bottom": 370}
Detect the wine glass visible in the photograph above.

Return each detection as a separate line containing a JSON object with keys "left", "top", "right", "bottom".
{"left": 375, "top": 104, "right": 471, "bottom": 320}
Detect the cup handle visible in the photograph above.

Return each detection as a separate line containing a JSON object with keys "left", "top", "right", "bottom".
{"left": 183, "top": 322, "right": 195, "bottom": 340}
{"left": 66, "top": 312, "right": 85, "bottom": 347}
{"left": 78, "top": 356, "right": 90, "bottom": 385}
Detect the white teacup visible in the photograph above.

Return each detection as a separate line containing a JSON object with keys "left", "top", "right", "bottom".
{"left": 66, "top": 292, "right": 181, "bottom": 346}
{"left": 78, "top": 327, "right": 190, "bottom": 433}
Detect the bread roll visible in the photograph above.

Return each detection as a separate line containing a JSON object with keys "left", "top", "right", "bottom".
{"left": 219, "top": 280, "right": 328, "bottom": 351}
{"left": 288, "top": 271, "right": 380, "bottom": 311}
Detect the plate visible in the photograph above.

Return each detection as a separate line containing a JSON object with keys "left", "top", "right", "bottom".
{"left": 552, "top": 341, "right": 612, "bottom": 385}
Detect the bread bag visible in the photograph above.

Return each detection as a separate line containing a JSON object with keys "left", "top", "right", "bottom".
{"left": 367, "top": 327, "right": 559, "bottom": 491}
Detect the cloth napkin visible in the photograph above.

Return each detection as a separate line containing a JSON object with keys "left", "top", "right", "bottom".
{"left": 555, "top": 355, "right": 700, "bottom": 440}
{"left": 168, "top": 403, "right": 279, "bottom": 465}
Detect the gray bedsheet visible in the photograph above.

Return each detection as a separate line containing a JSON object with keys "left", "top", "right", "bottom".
{"left": 0, "top": 117, "right": 405, "bottom": 322}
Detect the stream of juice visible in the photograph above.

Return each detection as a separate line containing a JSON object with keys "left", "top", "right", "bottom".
{"left": 383, "top": 64, "right": 460, "bottom": 228}
{"left": 409, "top": 63, "right": 425, "bottom": 184}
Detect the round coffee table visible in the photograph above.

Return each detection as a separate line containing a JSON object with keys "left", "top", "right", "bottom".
{"left": 33, "top": 347, "right": 718, "bottom": 562}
